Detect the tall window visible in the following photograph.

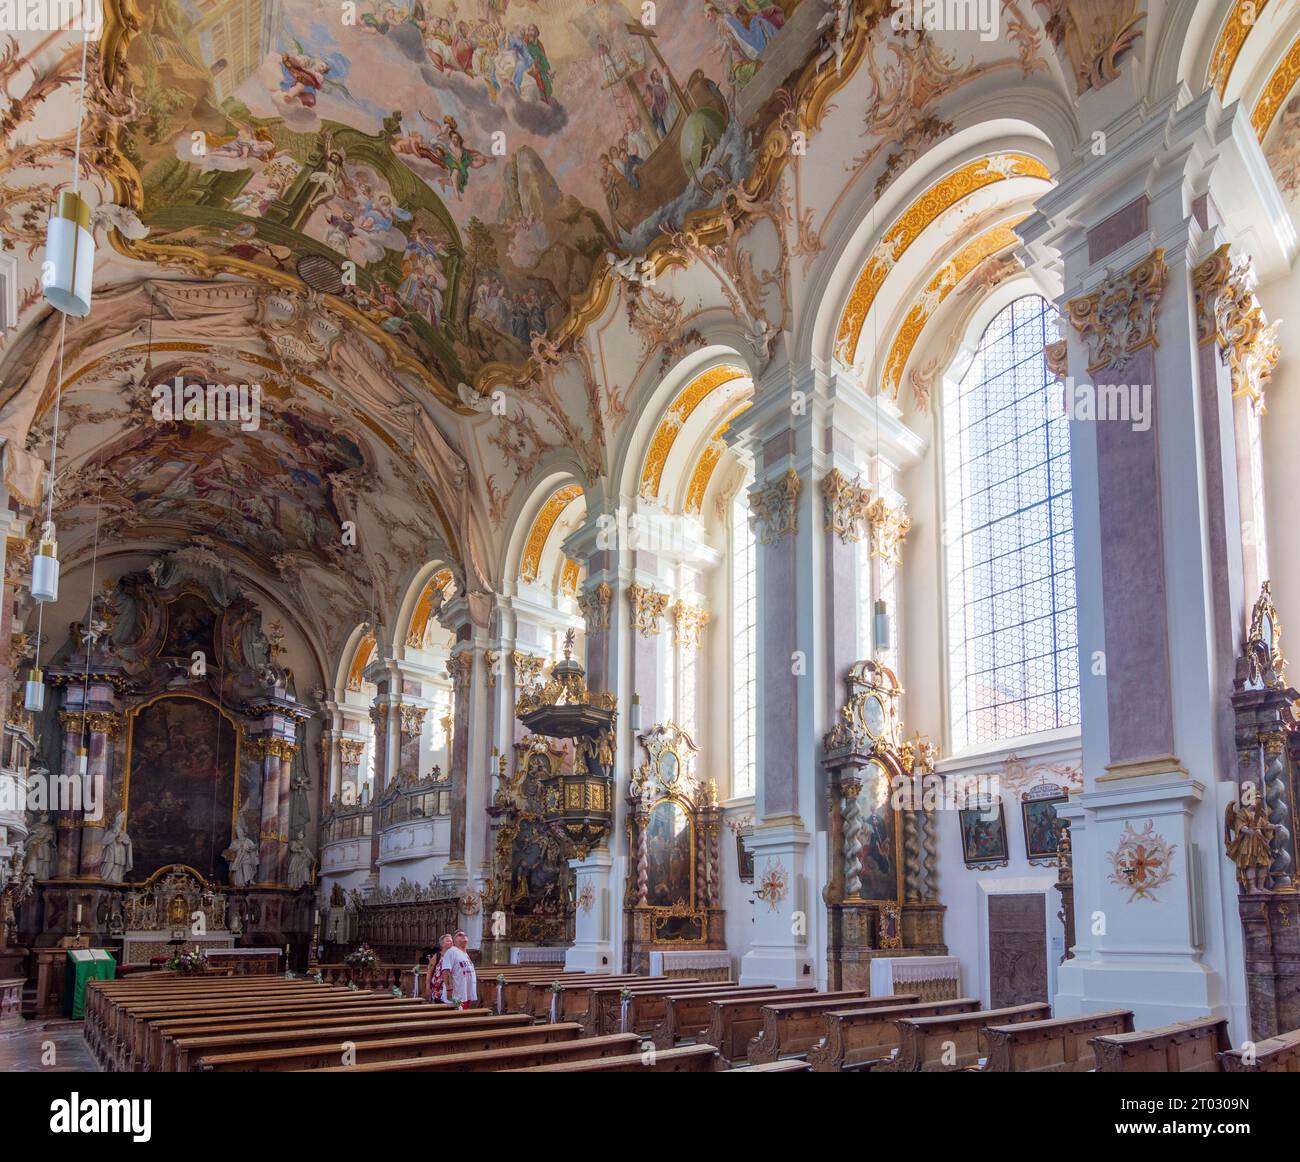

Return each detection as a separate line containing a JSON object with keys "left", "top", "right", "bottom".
{"left": 943, "top": 294, "right": 1078, "bottom": 750}
{"left": 732, "top": 492, "right": 757, "bottom": 797}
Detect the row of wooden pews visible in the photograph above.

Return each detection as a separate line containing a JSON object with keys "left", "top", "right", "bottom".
{"left": 86, "top": 968, "right": 1279, "bottom": 1073}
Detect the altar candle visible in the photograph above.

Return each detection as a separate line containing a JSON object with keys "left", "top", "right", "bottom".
{"left": 75, "top": 904, "right": 82, "bottom": 923}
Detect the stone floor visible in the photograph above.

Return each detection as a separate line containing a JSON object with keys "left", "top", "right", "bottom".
{"left": 0, "top": 1019, "right": 99, "bottom": 1072}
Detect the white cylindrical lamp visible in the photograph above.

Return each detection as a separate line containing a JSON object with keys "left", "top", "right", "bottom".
{"left": 42, "top": 190, "right": 95, "bottom": 317}
{"left": 31, "top": 533, "right": 59, "bottom": 603}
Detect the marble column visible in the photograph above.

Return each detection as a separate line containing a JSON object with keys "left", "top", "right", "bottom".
{"left": 398, "top": 701, "right": 426, "bottom": 780}
{"left": 1018, "top": 86, "right": 1294, "bottom": 1039}
{"left": 338, "top": 738, "right": 366, "bottom": 805}
{"left": 628, "top": 580, "right": 669, "bottom": 728}
{"left": 736, "top": 398, "right": 813, "bottom": 986}
{"left": 366, "top": 697, "right": 389, "bottom": 874}
{"left": 76, "top": 712, "right": 123, "bottom": 879}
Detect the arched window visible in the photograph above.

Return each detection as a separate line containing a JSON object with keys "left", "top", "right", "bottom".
{"left": 943, "top": 294, "right": 1078, "bottom": 751}
{"left": 731, "top": 490, "right": 757, "bottom": 797}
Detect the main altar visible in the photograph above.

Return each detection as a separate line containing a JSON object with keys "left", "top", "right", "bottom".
{"left": 11, "top": 549, "right": 319, "bottom": 962}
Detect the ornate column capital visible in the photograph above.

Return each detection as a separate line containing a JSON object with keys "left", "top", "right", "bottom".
{"left": 1044, "top": 339, "right": 1069, "bottom": 383}
{"left": 399, "top": 704, "right": 428, "bottom": 736}
{"left": 1065, "top": 249, "right": 1168, "bottom": 373}
{"left": 628, "top": 583, "right": 670, "bottom": 637}
{"left": 58, "top": 710, "right": 125, "bottom": 739}
{"left": 821, "top": 467, "right": 872, "bottom": 543}
{"left": 867, "top": 495, "right": 912, "bottom": 566}
{"left": 751, "top": 468, "right": 801, "bottom": 544}
{"left": 338, "top": 737, "right": 367, "bottom": 766}
{"left": 512, "top": 650, "right": 546, "bottom": 689}
{"left": 671, "top": 600, "right": 711, "bottom": 650}
{"left": 577, "top": 580, "right": 612, "bottom": 633}
{"left": 446, "top": 651, "right": 473, "bottom": 690}
{"left": 1193, "top": 244, "right": 1280, "bottom": 409}
{"left": 249, "top": 736, "right": 297, "bottom": 761}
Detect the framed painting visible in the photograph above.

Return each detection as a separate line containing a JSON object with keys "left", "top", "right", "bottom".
{"left": 959, "top": 794, "right": 1010, "bottom": 870}
{"left": 851, "top": 759, "right": 904, "bottom": 903}
{"left": 736, "top": 829, "right": 754, "bottom": 884}
{"left": 1021, "top": 784, "right": 1068, "bottom": 865}
{"left": 645, "top": 797, "right": 694, "bottom": 908}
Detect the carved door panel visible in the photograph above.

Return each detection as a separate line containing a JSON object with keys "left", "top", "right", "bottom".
{"left": 987, "top": 893, "right": 1047, "bottom": 1009}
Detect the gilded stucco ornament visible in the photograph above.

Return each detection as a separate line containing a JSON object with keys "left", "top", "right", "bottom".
{"left": 1066, "top": 250, "right": 1168, "bottom": 373}
{"left": 750, "top": 469, "right": 801, "bottom": 545}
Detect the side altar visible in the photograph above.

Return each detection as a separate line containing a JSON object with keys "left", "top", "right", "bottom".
{"left": 822, "top": 661, "right": 947, "bottom": 991}
{"left": 624, "top": 723, "right": 725, "bottom": 974}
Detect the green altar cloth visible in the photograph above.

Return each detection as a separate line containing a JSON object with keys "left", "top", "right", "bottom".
{"left": 65, "top": 949, "right": 116, "bottom": 1019}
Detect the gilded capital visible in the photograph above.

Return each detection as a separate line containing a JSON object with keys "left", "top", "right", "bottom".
{"left": 446, "top": 651, "right": 473, "bottom": 690}
{"left": 751, "top": 468, "right": 801, "bottom": 544}
{"left": 629, "top": 583, "right": 670, "bottom": 637}
{"left": 577, "top": 580, "right": 612, "bottom": 633}
{"left": 1193, "top": 245, "right": 1279, "bottom": 409}
{"left": 399, "top": 704, "right": 428, "bottom": 736}
{"left": 1065, "top": 250, "right": 1167, "bottom": 373}
{"left": 672, "top": 600, "right": 711, "bottom": 650}
{"left": 821, "top": 468, "right": 872, "bottom": 543}
{"left": 867, "top": 495, "right": 912, "bottom": 566}
{"left": 338, "top": 738, "right": 367, "bottom": 766}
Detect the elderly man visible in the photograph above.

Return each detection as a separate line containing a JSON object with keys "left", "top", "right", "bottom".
{"left": 439, "top": 930, "right": 478, "bottom": 1009}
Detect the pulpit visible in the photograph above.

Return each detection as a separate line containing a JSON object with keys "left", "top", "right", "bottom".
{"left": 624, "top": 723, "right": 725, "bottom": 974}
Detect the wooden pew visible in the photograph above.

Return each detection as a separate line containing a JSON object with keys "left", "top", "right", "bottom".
{"left": 728, "top": 1060, "right": 812, "bottom": 1072}
{"left": 97, "top": 983, "right": 355, "bottom": 1070}
{"left": 652, "top": 986, "right": 787, "bottom": 1049}
{"left": 113, "top": 989, "right": 411, "bottom": 1072}
{"left": 194, "top": 1016, "right": 569, "bottom": 1072}
{"left": 980, "top": 1009, "right": 1134, "bottom": 1072}
{"left": 581, "top": 980, "right": 737, "bottom": 1037}
{"left": 1219, "top": 1028, "right": 1300, "bottom": 1072}
{"left": 527, "top": 977, "right": 670, "bottom": 1024}
{"left": 497, "top": 971, "right": 593, "bottom": 1013}
{"left": 506, "top": 1044, "right": 722, "bottom": 1072}
{"left": 154, "top": 1002, "right": 490, "bottom": 1072}
{"left": 806, "top": 998, "right": 981, "bottom": 1072}
{"left": 115, "top": 990, "right": 426, "bottom": 1071}
{"left": 86, "top": 977, "right": 314, "bottom": 1053}
{"left": 1092, "top": 1017, "right": 1230, "bottom": 1073}
{"left": 879, "top": 1003, "right": 1050, "bottom": 1072}
{"left": 703, "top": 990, "right": 870, "bottom": 1063}
{"left": 303, "top": 1033, "right": 642, "bottom": 1072}
{"left": 747, "top": 993, "right": 918, "bottom": 1064}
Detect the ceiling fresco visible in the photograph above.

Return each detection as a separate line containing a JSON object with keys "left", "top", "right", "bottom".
{"left": 95, "top": 0, "right": 843, "bottom": 404}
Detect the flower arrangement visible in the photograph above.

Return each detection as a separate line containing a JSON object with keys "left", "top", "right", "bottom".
{"left": 166, "top": 946, "right": 204, "bottom": 974}
{"left": 344, "top": 942, "right": 379, "bottom": 971}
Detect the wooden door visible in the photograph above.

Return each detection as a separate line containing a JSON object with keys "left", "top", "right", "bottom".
{"left": 987, "top": 893, "right": 1048, "bottom": 1009}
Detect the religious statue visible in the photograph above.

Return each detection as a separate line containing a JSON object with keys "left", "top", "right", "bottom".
{"left": 289, "top": 771, "right": 312, "bottom": 836}
{"left": 1225, "top": 796, "right": 1276, "bottom": 892}
{"left": 595, "top": 730, "right": 616, "bottom": 779}
{"left": 22, "top": 814, "right": 54, "bottom": 881}
{"left": 330, "top": 882, "right": 346, "bottom": 907}
{"left": 287, "top": 832, "right": 316, "bottom": 890}
{"left": 222, "top": 818, "right": 260, "bottom": 888}
{"left": 99, "top": 810, "right": 134, "bottom": 884}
